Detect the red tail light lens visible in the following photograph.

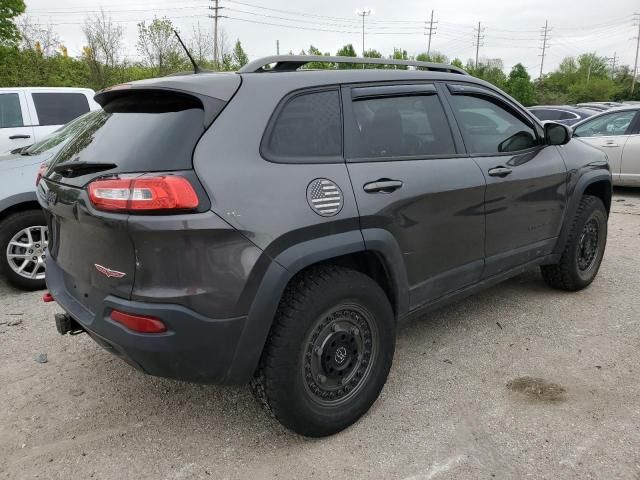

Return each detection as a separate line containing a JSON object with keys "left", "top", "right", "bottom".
{"left": 36, "top": 162, "right": 49, "bottom": 186}
{"left": 111, "top": 310, "right": 167, "bottom": 333}
{"left": 88, "top": 176, "right": 199, "bottom": 212}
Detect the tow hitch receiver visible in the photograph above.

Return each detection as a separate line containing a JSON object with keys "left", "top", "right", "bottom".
{"left": 55, "top": 313, "right": 84, "bottom": 336}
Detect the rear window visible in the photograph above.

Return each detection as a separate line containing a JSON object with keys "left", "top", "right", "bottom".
{"left": 48, "top": 92, "right": 206, "bottom": 174}
{"left": 262, "top": 89, "right": 342, "bottom": 163}
{"left": 32, "top": 92, "right": 90, "bottom": 126}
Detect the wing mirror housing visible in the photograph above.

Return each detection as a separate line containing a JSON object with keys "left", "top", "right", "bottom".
{"left": 544, "top": 121, "right": 572, "bottom": 146}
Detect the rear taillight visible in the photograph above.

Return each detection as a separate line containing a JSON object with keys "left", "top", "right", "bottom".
{"left": 36, "top": 162, "right": 49, "bottom": 186}
{"left": 88, "top": 176, "right": 199, "bottom": 212}
{"left": 111, "top": 310, "right": 167, "bottom": 334}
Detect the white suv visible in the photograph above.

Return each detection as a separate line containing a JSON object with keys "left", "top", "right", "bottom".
{"left": 0, "top": 87, "right": 100, "bottom": 152}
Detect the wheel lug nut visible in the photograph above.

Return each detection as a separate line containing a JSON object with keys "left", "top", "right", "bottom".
{"left": 318, "top": 374, "right": 327, "bottom": 384}
{"left": 35, "top": 244, "right": 40, "bottom": 248}
{"left": 332, "top": 324, "right": 339, "bottom": 332}
{"left": 351, "top": 327, "right": 359, "bottom": 336}
{"left": 28, "top": 250, "right": 33, "bottom": 253}
{"left": 32, "top": 256, "right": 37, "bottom": 260}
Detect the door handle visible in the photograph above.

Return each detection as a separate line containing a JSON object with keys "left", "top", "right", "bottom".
{"left": 602, "top": 142, "right": 619, "bottom": 148}
{"left": 9, "top": 134, "right": 31, "bottom": 140}
{"left": 363, "top": 179, "right": 404, "bottom": 193}
{"left": 487, "top": 166, "right": 512, "bottom": 177}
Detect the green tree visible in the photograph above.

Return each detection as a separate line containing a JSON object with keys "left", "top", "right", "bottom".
{"left": 363, "top": 48, "right": 383, "bottom": 68}
{"left": 336, "top": 43, "right": 357, "bottom": 69}
{"left": 136, "top": 18, "right": 186, "bottom": 76}
{"left": 0, "top": 0, "right": 25, "bottom": 46}
{"left": 505, "top": 63, "right": 536, "bottom": 106}
{"left": 231, "top": 39, "right": 248, "bottom": 69}
{"left": 306, "top": 45, "right": 331, "bottom": 69}
{"left": 416, "top": 51, "right": 448, "bottom": 64}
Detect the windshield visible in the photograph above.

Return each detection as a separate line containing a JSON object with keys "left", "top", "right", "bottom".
{"left": 24, "top": 111, "right": 100, "bottom": 156}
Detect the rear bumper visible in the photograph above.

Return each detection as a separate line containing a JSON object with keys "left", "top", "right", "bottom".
{"left": 46, "top": 258, "right": 247, "bottom": 384}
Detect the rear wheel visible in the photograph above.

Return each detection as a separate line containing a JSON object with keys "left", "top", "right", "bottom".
{"left": 541, "top": 195, "right": 607, "bottom": 291}
{"left": 251, "top": 265, "right": 395, "bottom": 437}
{"left": 0, "top": 210, "right": 48, "bottom": 290}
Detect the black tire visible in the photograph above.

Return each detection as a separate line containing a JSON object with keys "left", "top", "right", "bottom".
{"left": 541, "top": 195, "right": 607, "bottom": 291}
{"left": 0, "top": 210, "right": 47, "bottom": 291}
{"left": 251, "top": 265, "right": 396, "bottom": 437}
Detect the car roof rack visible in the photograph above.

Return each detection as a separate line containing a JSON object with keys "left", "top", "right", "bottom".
{"left": 237, "top": 55, "right": 468, "bottom": 75}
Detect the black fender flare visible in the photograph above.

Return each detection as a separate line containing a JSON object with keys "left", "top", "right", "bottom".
{"left": 554, "top": 168, "right": 612, "bottom": 255}
{"left": 223, "top": 228, "right": 409, "bottom": 384}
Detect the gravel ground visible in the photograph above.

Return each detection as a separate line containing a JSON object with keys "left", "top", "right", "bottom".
{"left": 1, "top": 189, "right": 639, "bottom": 480}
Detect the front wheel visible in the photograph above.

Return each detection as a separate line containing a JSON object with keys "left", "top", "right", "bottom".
{"left": 541, "top": 195, "right": 607, "bottom": 291}
{"left": 251, "top": 266, "right": 396, "bottom": 437}
{"left": 0, "top": 210, "right": 48, "bottom": 291}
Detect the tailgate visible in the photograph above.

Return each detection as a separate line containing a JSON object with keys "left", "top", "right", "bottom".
{"left": 39, "top": 84, "right": 234, "bottom": 309}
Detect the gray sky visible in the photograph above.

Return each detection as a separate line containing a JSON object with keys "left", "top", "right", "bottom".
{"left": 23, "top": 0, "right": 637, "bottom": 75}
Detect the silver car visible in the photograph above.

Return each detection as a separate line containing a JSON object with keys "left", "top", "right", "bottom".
{"left": 572, "top": 105, "right": 640, "bottom": 187}
{"left": 0, "top": 112, "right": 98, "bottom": 290}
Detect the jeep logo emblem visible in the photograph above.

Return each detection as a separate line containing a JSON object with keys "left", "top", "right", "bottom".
{"left": 334, "top": 346, "right": 348, "bottom": 365}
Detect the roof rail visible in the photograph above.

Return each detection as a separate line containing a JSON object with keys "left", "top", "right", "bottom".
{"left": 237, "top": 55, "right": 468, "bottom": 75}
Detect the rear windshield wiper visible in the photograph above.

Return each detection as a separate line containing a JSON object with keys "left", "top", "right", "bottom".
{"left": 52, "top": 161, "right": 117, "bottom": 177}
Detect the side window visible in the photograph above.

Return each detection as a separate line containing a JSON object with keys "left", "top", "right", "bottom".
{"left": 31, "top": 92, "right": 90, "bottom": 126}
{"left": 532, "top": 109, "right": 560, "bottom": 121}
{"left": 558, "top": 110, "right": 578, "bottom": 121}
{"left": 573, "top": 111, "right": 636, "bottom": 137}
{"left": 0, "top": 93, "right": 24, "bottom": 128}
{"left": 449, "top": 94, "right": 537, "bottom": 154}
{"left": 263, "top": 89, "right": 342, "bottom": 162}
{"left": 347, "top": 94, "right": 456, "bottom": 158}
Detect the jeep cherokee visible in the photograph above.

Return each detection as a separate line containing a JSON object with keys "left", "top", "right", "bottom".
{"left": 39, "top": 55, "right": 611, "bottom": 437}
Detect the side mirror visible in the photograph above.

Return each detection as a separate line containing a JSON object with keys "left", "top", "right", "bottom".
{"left": 544, "top": 122, "right": 571, "bottom": 146}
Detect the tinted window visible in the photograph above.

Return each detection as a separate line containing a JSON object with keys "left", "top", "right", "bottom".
{"left": 449, "top": 95, "right": 537, "bottom": 154}
{"left": 558, "top": 110, "right": 578, "bottom": 121}
{"left": 48, "top": 92, "right": 206, "bottom": 175}
{"left": 573, "top": 111, "right": 636, "bottom": 137}
{"left": 348, "top": 94, "right": 455, "bottom": 158}
{"left": 532, "top": 109, "right": 561, "bottom": 121}
{"left": 32, "top": 92, "right": 90, "bottom": 126}
{"left": 0, "top": 93, "right": 24, "bottom": 128}
{"left": 26, "top": 111, "right": 99, "bottom": 155}
{"left": 264, "top": 90, "right": 342, "bottom": 162}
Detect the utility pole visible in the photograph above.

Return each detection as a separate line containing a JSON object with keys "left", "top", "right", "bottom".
{"left": 277, "top": 40, "right": 280, "bottom": 55}
{"left": 209, "top": 0, "right": 224, "bottom": 68}
{"left": 425, "top": 10, "right": 438, "bottom": 57}
{"left": 473, "top": 22, "right": 485, "bottom": 69}
{"left": 608, "top": 52, "right": 617, "bottom": 80}
{"left": 632, "top": 13, "right": 640, "bottom": 94}
{"left": 355, "top": 8, "right": 372, "bottom": 64}
{"left": 539, "top": 20, "right": 551, "bottom": 81}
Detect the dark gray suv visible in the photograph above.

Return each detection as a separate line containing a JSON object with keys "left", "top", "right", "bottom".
{"left": 39, "top": 56, "right": 611, "bottom": 437}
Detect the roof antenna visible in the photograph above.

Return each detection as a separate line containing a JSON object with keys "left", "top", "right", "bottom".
{"left": 173, "top": 29, "right": 207, "bottom": 74}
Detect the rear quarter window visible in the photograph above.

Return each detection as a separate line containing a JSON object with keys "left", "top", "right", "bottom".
{"left": 262, "top": 89, "right": 342, "bottom": 163}
{"left": 32, "top": 92, "right": 90, "bottom": 126}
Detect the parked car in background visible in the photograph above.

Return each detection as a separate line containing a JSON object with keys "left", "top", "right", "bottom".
{"left": 572, "top": 105, "right": 640, "bottom": 186}
{"left": 0, "top": 111, "right": 99, "bottom": 290}
{"left": 40, "top": 55, "right": 611, "bottom": 437}
{"left": 529, "top": 105, "right": 594, "bottom": 125}
{"left": 0, "top": 87, "right": 100, "bottom": 153}
{"left": 576, "top": 102, "right": 621, "bottom": 112}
